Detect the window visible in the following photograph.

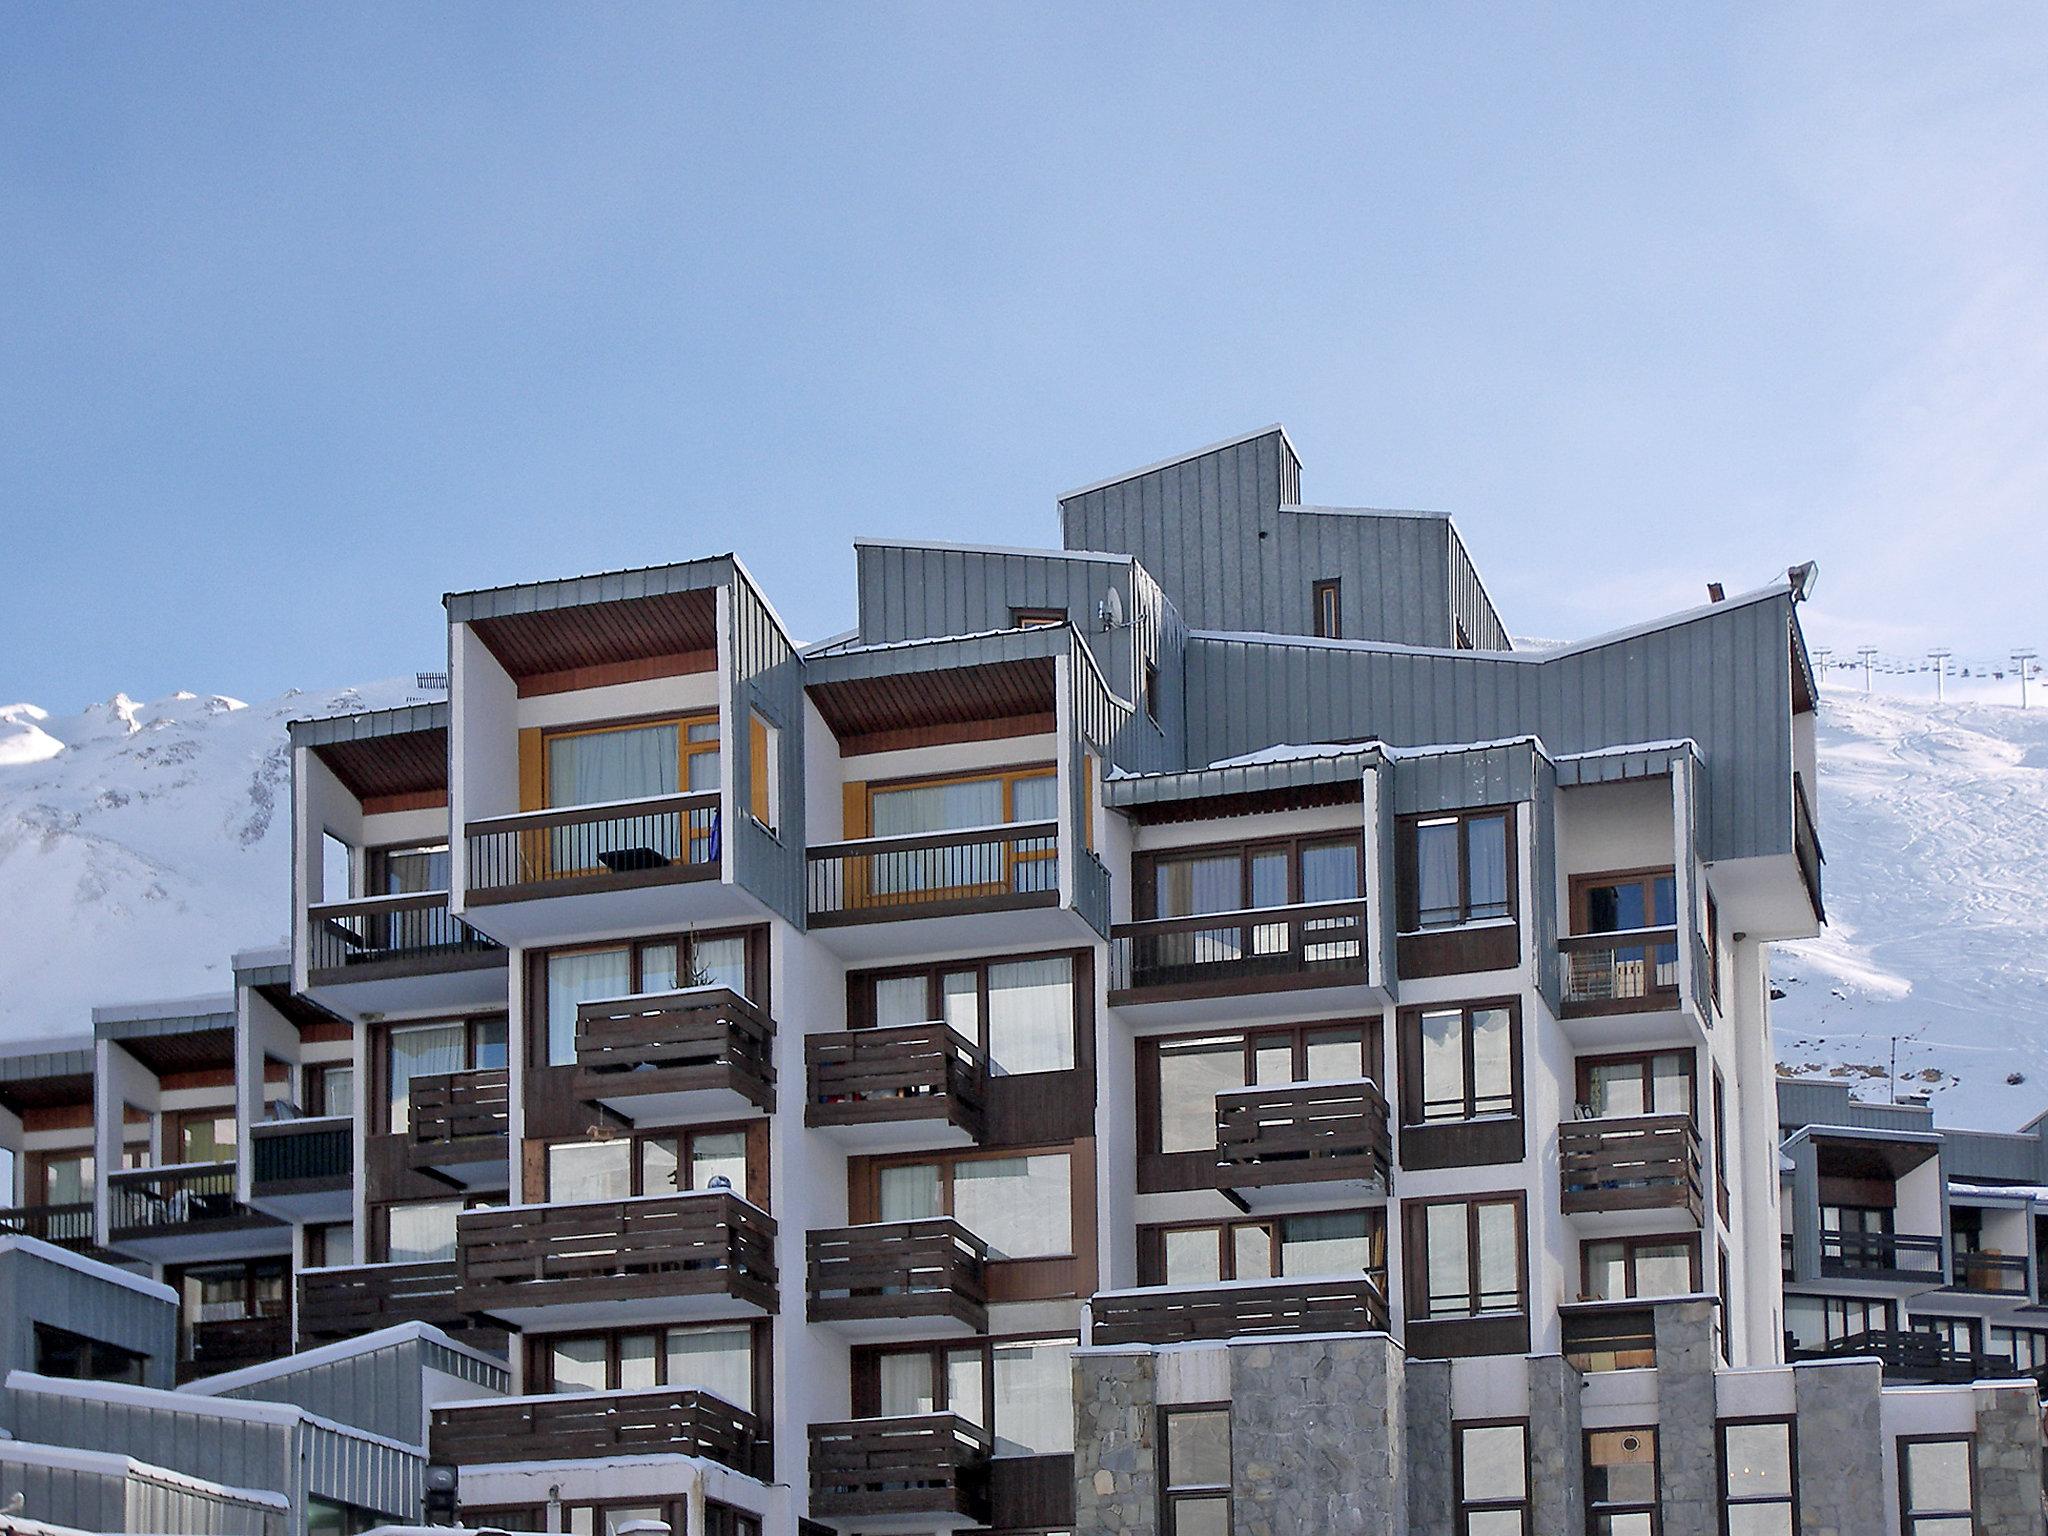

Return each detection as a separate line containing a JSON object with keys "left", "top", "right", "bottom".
{"left": 384, "top": 1017, "right": 504, "bottom": 1130}
{"left": 859, "top": 952, "right": 1081, "bottom": 1076}
{"left": 306, "top": 1221, "right": 355, "bottom": 1269}
{"left": 1143, "top": 836, "right": 1363, "bottom": 919}
{"left": 747, "top": 711, "right": 779, "bottom": 832}
{"left": 383, "top": 1199, "right": 462, "bottom": 1263}
{"left": 1586, "top": 1428, "right": 1659, "bottom": 1536}
{"left": 868, "top": 1149, "right": 1073, "bottom": 1260}
{"left": 538, "top": 1323, "right": 755, "bottom": 1408}
{"left": 1579, "top": 1051, "right": 1694, "bottom": 1119}
{"left": 1570, "top": 869, "right": 1679, "bottom": 1001}
{"left": 860, "top": 1336, "right": 1075, "bottom": 1456}
{"left": 1145, "top": 1210, "right": 1387, "bottom": 1289}
{"left": 1145, "top": 1021, "right": 1378, "bottom": 1158}
{"left": 545, "top": 714, "right": 719, "bottom": 806}
{"left": 34, "top": 1323, "right": 147, "bottom": 1385}
{"left": 321, "top": 831, "right": 353, "bottom": 901}
{"left": 546, "top": 1125, "right": 753, "bottom": 1204}
{"left": 1782, "top": 1293, "right": 1892, "bottom": 1353}
{"left": 1583, "top": 1236, "right": 1698, "bottom": 1301}
{"left": 990, "top": 1337, "right": 1075, "bottom": 1455}
{"left": 179, "top": 1260, "right": 287, "bottom": 1329}
{"left": 864, "top": 766, "right": 1058, "bottom": 898}
{"left": 1713, "top": 1072, "right": 1729, "bottom": 1223}
{"left": 703, "top": 1502, "right": 763, "bottom": 1536}
{"left": 305, "top": 1062, "right": 355, "bottom": 1119}
{"left": 1161, "top": 1406, "right": 1231, "bottom": 1535}
{"left": 1312, "top": 578, "right": 1341, "bottom": 639}
{"left": 1898, "top": 1436, "right": 1975, "bottom": 1536}
{"left": 1408, "top": 1196, "right": 1524, "bottom": 1319}
{"left": 1455, "top": 1420, "right": 1529, "bottom": 1535}
{"left": 1704, "top": 887, "right": 1722, "bottom": 1007}
{"left": 1404, "top": 809, "right": 1512, "bottom": 929}
{"left": 30, "top": 1149, "right": 92, "bottom": 1206}
{"left": 1717, "top": 1419, "right": 1796, "bottom": 1536}
{"left": 167, "top": 1109, "right": 236, "bottom": 1165}
{"left": 1013, "top": 608, "right": 1066, "bottom": 629}
{"left": 540, "top": 931, "right": 753, "bottom": 1066}
{"left": 1144, "top": 661, "right": 1161, "bottom": 724}
{"left": 1986, "top": 1324, "right": 2048, "bottom": 1372}
{"left": 1409, "top": 1004, "right": 1517, "bottom": 1123}
{"left": 367, "top": 841, "right": 450, "bottom": 894}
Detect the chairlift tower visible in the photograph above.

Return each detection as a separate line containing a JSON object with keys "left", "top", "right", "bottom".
{"left": 1857, "top": 646, "right": 1879, "bottom": 694}
{"left": 1928, "top": 649, "right": 1951, "bottom": 702}
{"left": 2016, "top": 649, "right": 2038, "bottom": 709}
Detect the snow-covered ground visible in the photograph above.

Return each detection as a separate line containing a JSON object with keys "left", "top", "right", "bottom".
{"left": 2, "top": 670, "right": 2043, "bottom": 1130}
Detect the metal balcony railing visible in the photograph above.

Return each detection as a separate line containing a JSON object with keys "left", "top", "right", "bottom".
{"left": 465, "top": 793, "right": 722, "bottom": 897}
{"left": 306, "top": 892, "right": 501, "bottom": 974}
{"left": 807, "top": 822, "right": 1059, "bottom": 924}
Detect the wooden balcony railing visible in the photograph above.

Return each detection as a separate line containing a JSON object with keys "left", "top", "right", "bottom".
{"left": 809, "top": 1414, "right": 992, "bottom": 1523}
{"left": 1790, "top": 1328, "right": 1997, "bottom": 1385}
{"left": 1794, "top": 771, "right": 1826, "bottom": 923}
{"left": 180, "top": 1311, "right": 291, "bottom": 1381}
{"left": 458, "top": 1192, "right": 777, "bottom": 1315}
{"left": 107, "top": 1162, "right": 243, "bottom": 1234}
{"left": 575, "top": 987, "right": 774, "bottom": 1114}
{"left": 298, "top": 1260, "right": 499, "bottom": 1350}
{"left": 805, "top": 1024, "right": 988, "bottom": 1141}
{"left": 807, "top": 822, "right": 1059, "bottom": 926}
{"left": 0, "top": 1202, "right": 96, "bottom": 1249}
{"left": 808, "top": 1219, "right": 989, "bottom": 1332}
{"left": 1213, "top": 1078, "right": 1390, "bottom": 1192}
{"left": 1948, "top": 1252, "right": 2030, "bottom": 1295}
{"left": 1559, "top": 929, "right": 1682, "bottom": 1016}
{"left": 465, "top": 793, "right": 722, "bottom": 900}
{"left": 1559, "top": 1115, "right": 1703, "bottom": 1222}
{"left": 1109, "top": 900, "right": 1369, "bottom": 999}
{"left": 433, "top": 1388, "right": 764, "bottom": 1476}
{"left": 410, "top": 1069, "right": 510, "bottom": 1149}
{"left": 1819, "top": 1230, "right": 1945, "bottom": 1282}
{"left": 1089, "top": 1275, "right": 1390, "bottom": 1347}
{"left": 250, "top": 1117, "right": 353, "bottom": 1189}
{"left": 306, "top": 892, "right": 502, "bottom": 976}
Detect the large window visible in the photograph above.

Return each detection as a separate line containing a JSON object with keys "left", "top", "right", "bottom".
{"left": 1143, "top": 835, "right": 1362, "bottom": 919}
{"left": 1586, "top": 1428, "right": 1659, "bottom": 1536}
{"left": 1408, "top": 1004, "right": 1516, "bottom": 1124}
{"left": 1898, "top": 1436, "right": 1975, "bottom": 1536}
{"left": 1455, "top": 1420, "right": 1529, "bottom": 1535}
{"left": 1783, "top": 1293, "right": 1892, "bottom": 1353}
{"left": 1161, "top": 1406, "right": 1231, "bottom": 1536}
{"left": 34, "top": 1323, "right": 148, "bottom": 1386}
{"left": 545, "top": 715, "right": 719, "bottom": 806}
{"left": 540, "top": 931, "right": 752, "bottom": 1066}
{"left": 537, "top": 1323, "right": 755, "bottom": 1408}
{"left": 1144, "top": 1210, "right": 1386, "bottom": 1289}
{"left": 863, "top": 1335, "right": 1076, "bottom": 1456}
{"left": 858, "top": 952, "right": 1081, "bottom": 1076}
{"left": 1147, "top": 1021, "right": 1379, "bottom": 1158}
{"left": 1571, "top": 869, "right": 1679, "bottom": 1000}
{"left": 1408, "top": 1196, "right": 1524, "bottom": 1320}
{"left": 166, "top": 1109, "right": 237, "bottom": 1165}
{"left": 30, "top": 1149, "right": 93, "bottom": 1206}
{"left": 1404, "top": 809, "right": 1512, "bottom": 930}
{"left": 1580, "top": 1051, "right": 1694, "bottom": 1120}
{"left": 367, "top": 841, "right": 450, "bottom": 894}
{"left": 869, "top": 1149, "right": 1073, "bottom": 1261}
{"left": 382, "top": 1199, "right": 462, "bottom": 1264}
{"left": 1583, "top": 1236, "right": 1698, "bottom": 1302}
{"left": 1987, "top": 1323, "right": 2048, "bottom": 1373}
{"left": 384, "top": 1017, "right": 506, "bottom": 1132}
{"left": 546, "top": 1125, "right": 752, "bottom": 1204}
{"left": 1718, "top": 1419, "right": 1795, "bottom": 1536}
{"left": 866, "top": 766, "right": 1058, "bottom": 897}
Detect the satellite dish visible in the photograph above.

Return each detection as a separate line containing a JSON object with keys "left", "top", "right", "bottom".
{"left": 1098, "top": 586, "right": 1125, "bottom": 631}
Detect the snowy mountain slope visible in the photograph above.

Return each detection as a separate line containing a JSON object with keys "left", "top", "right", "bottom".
{"left": 1771, "top": 682, "right": 2048, "bottom": 1129}
{"left": 0, "top": 681, "right": 428, "bottom": 1036}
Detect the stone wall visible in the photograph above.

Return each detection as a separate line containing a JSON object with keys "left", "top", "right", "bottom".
{"left": 1074, "top": 1348, "right": 1159, "bottom": 1536}
{"left": 1528, "top": 1354, "right": 1586, "bottom": 1534}
{"left": 1973, "top": 1382, "right": 2045, "bottom": 1536}
{"left": 1229, "top": 1333, "right": 1406, "bottom": 1536}
{"left": 1791, "top": 1358, "right": 1882, "bottom": 1536}
{"left": 1405, "top": 1356, "right": 1453, "bottom": 1536}
{"left": 1654, "top": 1300, "right": 1719, "bottom": 1536}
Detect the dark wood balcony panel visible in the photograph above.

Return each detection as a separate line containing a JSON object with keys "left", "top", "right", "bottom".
{"left": 1405, "top": 1312, "right": 1534, "bottom": 1361}
{"left": 1559, "top": 1115, "right": 1704, "bottom": 1222}
{"left": 1213, "top": 1078, "right": 1390, "bottom": 1194}
{"left": 806, "top": 822, "right": 1060, "bottom": 927}
{"left": 410, "top": 1069, "right": 510, "bottom": 1154}
{"left": 1948, "top": 1252, "right": 2030, "bottom": 1295}
{"left": 179, "top": 1313, "right": 291, "bottom": 1382}
{"left": 307, "top": 892, "right": 504, "bottom": 980}
{"left": 1788, "top": 1328, "right": 2010, "bottom": 1385}
{"left": 458, "top": 1192, "right": 778, "bottom": 1317}
{"left": 1109, "top": 900, "right": 1369, "bottom": 1002}
{"left": 465, "top": 794, "right": 722, "bottom": 904}
{"left": 1558, "top": 929, "right": 1682, "bottom": 1018}
{"left": 434, "top": 1388, "right": 764, "bottom": 1476}
{"left": 0, "top": 1202, "right": 97, "bottom": 1251}
{"left": 574, "top": 987, "right": 775, "bottom": 1116}
{"left": 808, "top": 1219, "right": 988, "bottom": 1333}
{"left": 1089, "top": 1275, "right": 1389, "bottom": 1348}
{"left": 250, "top": 1117, "right": 353, "bottom": 1192}
{"left": 809, "top": 1414, "right": 991, "bottom": 1522}
{"left": 1818, "top": 1230, "right": 1945, "bottom": 1284}
{"left": 805, "top": 1024, "right": 987, "bottom": 1141}
{"left": 297, "top": 1260, "right": 505, "bottom": 1353}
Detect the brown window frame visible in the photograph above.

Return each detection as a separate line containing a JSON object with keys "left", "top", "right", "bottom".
{"left": 1585, "top": 1427, "right": 1660, "bottom": 1534}
{"left": 1397, "top": 806, "right": 1517, "bottom": 932}
{"left": 1400, "top": 1000, "right": 1522, "bottom": 1126}
{"left": 853, "top": 1143, "right": 1080, "bottom": 1260}
{"left": 1453, "top": 1417, "right": 1531, "bottom": 1536}
{"left": 1713, "top": 1069, "right": 1730, "bottom": 1224}
{"left": 1569, "top": 866, "right": 1678, "bottom": 937}
{"left": 1579, "top": 1233, "right": 1702, "bottom": 1302}
{"left": 542, "top": 1121, "right": 766, "bottom": 1207}
{"left": 1574, "top": 1049, "right": 1697, "bottom": 1120}
{"left": 1135, "top": 833, "right": 1365, "bottom": 919}
{"left": 526, "top": 1318, "right": 767, "bottom": 1410}
{"left": 1403, "top": 1192, "right": 1529, "bottom": 1322}
{"left": 539, "top": 710, "right": 720, "bottom": 809}
{"left": 374, "top": 1014, "right": 508, "bottom": 1136}
{"left": 847, "top": 948, "right": 1090, "bottom": 1075}
{"left": 1138, "top": 1208, "right": 1388, "bottom": 1292}
{"left": 1011, "top": 608, "right": 1067, "bottom": 629}
{"left": 162, "top": 1106, "right": 239, "bottom": 1165}
{"left": 1312, "top": 579, "right": 1341, "bottom": 639}
{"left": 1159, "top": 1403, "right": 1233, "bottom": 1536}
{"left": 1897, "top": 1433, "right": 1976, "bottom": 1535}
{"left": 530, "top": 926, "right": 767, "bottom": 1070}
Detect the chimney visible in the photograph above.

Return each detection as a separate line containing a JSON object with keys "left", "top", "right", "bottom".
{"left": 1706, "top": 583, "right": 1725, "bottom": 604}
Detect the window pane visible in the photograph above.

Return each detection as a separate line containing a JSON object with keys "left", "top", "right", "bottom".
{"left": 1460, "top": 1423, "right": 1527, "bottom": 1502}
{"left": 471, "top": 1018, "right": 507, "bottom": 1072}
{"left": 1300, "top": 839, "right": 1360, "bottom": 903}
{"left": 1425, "top": 1204, "right": 1470, "bottom": 1315}
{"left": 1163, "top": 1228, "right": 1221, "bottom": 1285}
{"left": 1420, "top": 1010, "right": 1466, "bottom": 1120}
{"left": 388, "top": 1023, "right": 464, "bottom": 1132}
{"left": 689, "top": 1131, "right": 747, "bottom": 1193}
{"left": 1587, "top": 1062, "right": 1644, "bottom": 1119}
{"left": 1010, "top": 773, "right": 1057, "bottom": 824}
{"left": 1726, "top": 1506, "right": 1793, "bottom": 1536}
{"left": 385, "top": 1200, "right": 459, "bottom": 1264}
{"left": 985, "top": 957, "right": 1075, "bottom": 1075}
{"left": 664, "top": 1325, "right": 752, "bottom": 1409}
{"left": 941, "top": 971, "right": 980, "bottom": 1044}
{"left": 1303, "top": 1027, "right": 1364, "bottom": 1083}
{"left": 1476, "top": 1203, "right": 1519, "bottom": 1310}
{"left": 1584, "top": 1241, "right": 1627, "bottom": 1302}
{"left": 1722, "top": 1422, "right": 1792, "bottom": 1498}
{"left": 617, "top": 1333, "right": 657, "bottom": 1391}
{"left": 1158, "top": 1039, "right": 1242, "bottom": 1154}
{"left": 990, "top": 1338, "right": 1074, "bottom": 1455}
{"left": 1253, "top": 1040, "right": 1295, "bottom": 1085}
{"left": 945, "top": 1348, "right": 986, "bottom": 1428}
{"left": 1587, "top": 1428, "right": 1657, "bottom": 1507}
{"left": 546, "top": 949, "right": 632, "bottom": 1067}
{"left": 878, "top": 1351, "right": 935, "bottom": 1417}
{"left": 690, "top": 936, "right": 748, "bottom": 997}
{"left": 1248, "top": 849, "right": 1289, "bottom": 909}
{"left": 1156, "top": 854, "right": 1242, "bottom": 918}
{"left": 872, "top": 778, "right": 1004, "bottom": 836}
{"left": 640, "top": 1137, "right": 680, "bottom": 1195}
{"left": 1279, "top": 1211, "right": 1370, "bottom": 1276}
{"left": 1416, "top": 820, "right": 1461, "bottom": 926}
{"left": 550, "top": 1337, "right": 607, "bottom": 1394}
{"left": 1466, "top": 814, "right": 1509, "bottom": 918}
{"left": 1905, "top": 1439, "right": 1973, "bottom": 1512}
{"left": 550, "top": 1141, "right": 632, "bottom": 1205}
{"left": 547, "top": 724, "right": 678, "bottom": 807}
{"left": 954, "top": 1155, "right": 1069, "bottom": 1259}
{"left": 874, "top": 976, "right": 929, "bottom": 1028}
{"left": 1165, "top": 1409, "right": 1231, "bottom": 1487}
{"left": 1634, "top": 1242, "right": 1692, "bottom": 1297}
{"left": 1467, "top": 1512, "right": 1526, "bottom": 1536}
{"left": 877, "top": 1164, "right": 941, "bottom": 1223}
{"left": 1169, "top": 1497, "right": 1230, "bottom": 1536}
{"left": 1470, "top": 1008, "right": 1513, "bottom": 1114}
{"left": 1233, "top": 1225, "right": 1274, "bottom": 1281}
{"left": 640, "top": 942, "right": 680, "bottom": 995}
{"left": 1650, "top": 1053, "right": 1691, "bottom": 1115}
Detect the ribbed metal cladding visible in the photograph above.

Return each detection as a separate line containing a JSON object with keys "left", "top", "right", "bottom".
{"left": 1532, "top": 755, "right": 1563, "bottom": 1013}
{"left": 0, "top": 1041, "right": 93, "bottom": 1085}
{"left": 1389, "top": 742, "right": 1538, "bottom": 817}
{"left": 286, "top": 701, "right": 447, "bottom": 749}
{"left": 728, "top": 562, "right": 807, "bottom": 927}
{"left": 0, "top": 1247, "right": 181, "bottom": 1396}
{"left": 211, "top": 1334, "right": 504, "bottom": 1447}
{"left": 5, "top": 1392, "right": 294, "bottom": 1508}
{"left": 445, "top": 554, "right": 735, "bottom": 623}
{"left": 300, "top": 1420, "right": 423, "bottom": 1517}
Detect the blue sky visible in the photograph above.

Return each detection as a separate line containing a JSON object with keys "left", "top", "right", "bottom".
{"left": 4, "top": 5, "right": 2043, "bottom": 708}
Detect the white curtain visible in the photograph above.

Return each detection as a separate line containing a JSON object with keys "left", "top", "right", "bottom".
{"left": 1465, "top": 815, "right": 1509, "bottom": 917}
{"left": 666, "top": 1325, "right": 754, "bottom": 1409}
{"left": 547, "top": 724, "right": 678, "bottom": 807}
{"left": 1417, "top": 820, "right": 1461, "bottom": 925}
{"left": 386, "top": 1200, "right": 460, "bottom": 1264}
{"left": 546, "top": 948, "right": 632, "bottom": 1065}
{"left": 388, "top": 1024, "right": 464, "bottom": 1132}
{"left": 1156, "top": 1039, "right": 1242, "bottom": 1154}
{"left": 985, "top": 957, "right": 1074, "bottom": 1074}
{"left": 878, "top": 1164, "right": 942, "bottom": 1222}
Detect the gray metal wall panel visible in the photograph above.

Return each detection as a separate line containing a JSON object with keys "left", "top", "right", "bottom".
{"left": 287, "top": 703, "right": 447, "bottom": 750}
{"left": 0, "top": 1456, "right": 126, "bottom": 1534}
{"left": 1775, "top": 1078, "right": 1935, "bottom": 1137}
{"left": 214, "top": 1336, "right": 495, "bottom": 1447}
{"left": 0, "top": 1250, "right": 178, "bottom": 1418}
{"left": 445, "top": 556, "right": 734, "bottom": 624}
{"left": 727, "top": 566, "right": 806, "bottom": 927}
{"left": 4, "top": 1391, "right": 294, "bottom": 1511}
{"left": 1533, "top": 757, "right": 1562, "bottom": 1012}
{"left": 1944, "top": 1129, "right": 2048, "bottom": 1187}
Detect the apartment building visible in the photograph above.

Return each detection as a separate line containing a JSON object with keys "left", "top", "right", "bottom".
{"left": 0, "top": 424, "right": 2040, "bottom": 1535}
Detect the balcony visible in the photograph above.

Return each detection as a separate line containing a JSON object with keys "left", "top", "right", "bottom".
{"left": 1818, "top": 1230, "right": 1945, "bottom": 1287}
{"left": 806, "top": 822, "right": 1095, "bottom": 960}
{"left": 297, "top": 1260, "right": 505, "bottom": 1354}
{"left": 1211, "top": 1078, "right": 1390, "bottom": 1211}
{"left": 433, "top": 1388, "right": 765, "bottom": 1478}
{"left": 408, "top": 1069, "right": 511, "bottom": 1186}
{"left": 179, "top": 1310, "right": 292, "bottom": 1383}
{"left": 248, "top": 1116, "right": 353, "bottom": 1221}
{"left": 106, "top": 1163, "right": 285, "bottom": 1262}
{"left": 1948, "top": 1251, "right": 2031, "bottom": 1297}
{"left": 1108, "top": 900, "right": 1379, "bottom": 1025}
{"left": 808, "top": 1219, "right": 989, "bottom": 1339}
{"left": 809, "top": 1415, "right": 991, "bottom": 1528}
{"left": 1088, "top": 1274, "right": 1390, "bottom": 1347}
{"left": 1788, "top": 1328, "right": 2014, "bottom": 1386}
{"left": 575, "top": 987, "right": 774, "bottom": 1124}
{"left": 0, "top": 1202, "right": 98, "bottom": 1254}
{"left": 1559, "top": 929, "right": 1681, "bottom": 1019}
{"left": 1559, "top": 1115, "right": 1704, "bottom": 1229}
{"left": 805, "top": 1025, "right": 988, "bottom": 1151}
{"left": 457, "top": 1191, "right": 777, "bottom": 1328}
{"left": 304, "top": 892, "right": 505, "bottom": 1016}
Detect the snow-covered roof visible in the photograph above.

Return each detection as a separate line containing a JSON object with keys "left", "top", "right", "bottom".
{"left": 0, "top": 1235, "right": 179, "bottom": 1304}
{"left": 0, "top": 1439, "right": 289, "bottom": 1507}
{"left": 3, "top": 1372, "right": 424, "bottom": 1459}
{"left": 179, "top": 1321, "right": 509, "bottom": 1396}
